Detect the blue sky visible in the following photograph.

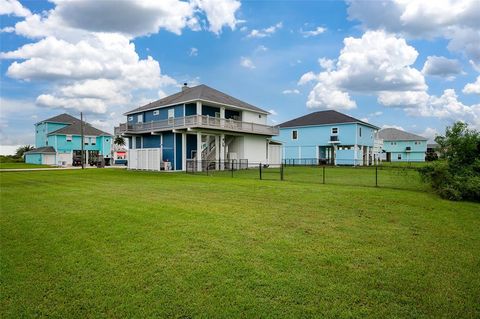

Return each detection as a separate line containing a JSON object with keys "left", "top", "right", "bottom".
{"left": 1, "top": 0, "right": 479, "bottom": 154}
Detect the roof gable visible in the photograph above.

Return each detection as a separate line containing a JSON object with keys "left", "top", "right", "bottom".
{"left": 279, "top": 110, "right": 379, "bottom": 129}
{"left": 378, "top": 128, "right": 427, "bottom": 141}
{"left": 38, "top": 113, "right": 112, "bottom": 136}
{"left": 37, "top": 113, "right": 78, "bottom": 125}
{"left": 125, "top": 84, "right": 269, "bottom": 115}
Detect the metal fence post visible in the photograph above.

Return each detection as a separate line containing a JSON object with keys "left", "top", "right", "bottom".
{"left": 322, "top": 166, "right": 325, "bottom": 184}
{"left": 280, "top": 163, "right": 284, "bottom": 181}
{"left": 259, "top": 163, "right": 262, "bottom": 180}
{"left": 231, "top": 160, "right": 234, "bottom": 178}
{"left": 206, "top": 161, "right": 209, "bottom": 176}
{"left": 375, "top": 165, "right": 378, "bottom": 187}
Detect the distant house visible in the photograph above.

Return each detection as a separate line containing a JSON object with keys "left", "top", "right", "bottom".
{"left": 25, "top": 114, "right": 112, "bottom": 166}
{"left": 113, "top": 144, "right": 128, "bottom": 165}
{"left": 426, "top": 143, "right": 440, "bottom": 161}
{"left": 278, "top": 110, "right": 380, "bottom": 165}
{"left": 115, "top": 84, "right": 279, "bottom": 171}
{"left": 377, "top": 128, "right": 427, "bottom": 162}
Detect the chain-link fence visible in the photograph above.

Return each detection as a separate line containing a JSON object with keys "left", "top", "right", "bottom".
{"left": 186, "top": 159, "right": 429, "bottom": 192}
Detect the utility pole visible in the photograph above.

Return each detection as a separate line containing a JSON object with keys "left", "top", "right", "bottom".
{"left": 81, "top": 112, "right": 84, "bottom": 169}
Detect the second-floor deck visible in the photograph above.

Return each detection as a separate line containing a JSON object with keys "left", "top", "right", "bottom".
{"left": 115, "top": 114, "right": 279, "bottom": 136}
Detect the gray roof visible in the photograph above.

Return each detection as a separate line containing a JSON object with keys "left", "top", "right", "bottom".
{"left": 125, "top": 84, "right": 269, "bottom": 115}
{"left": 36, "top": 113, "right": 112, "bottom": 136}
{"left": 378, "top": 128, "right": 427, "bottom": 141}
{"left": 279, "top": 110, "right": 380, "bottom": 129}
{"left": 36, "top": 113, "right": 79, "bottom": 125}
{"left": 49, "top": 120, "right": 112, "bottom": 136}
{"left": 25, "top": 146, "right": 56, "bottom": 154}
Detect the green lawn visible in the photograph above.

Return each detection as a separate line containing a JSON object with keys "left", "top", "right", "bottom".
{"left": 1, "top": 169, "right": 479, "bottom": 318}
{"left": 0, "top": 162, "right": 55, "bottom": 169}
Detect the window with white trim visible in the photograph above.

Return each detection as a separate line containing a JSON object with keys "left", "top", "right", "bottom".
{"left": 168, "top": 109, "right": 174, "bottom": 118}
{"left": 84, "top": 137, "right": 89, "bottom": 145}
{"left": 137, "top": 114, "right": 143, "bottom": 123}
{"left": 292, "top": 130, "right": 298, "bottom": 140}
{"left": 331, "top": 127, "right": 338, "bottom": 134}
{"left": 90, "top": 137, "right": 96, "bottom": 145}
{"left": 66, "top": 135, "right": 72, "bottom": 142}
{"left": 128, "top": 116, "right": 133, "bottom": 121}
{"left": 153, "top": 110, "right": 160, "bottom": 116}
{"left": 397, "top": 154, "right": 402, "bottom": 160}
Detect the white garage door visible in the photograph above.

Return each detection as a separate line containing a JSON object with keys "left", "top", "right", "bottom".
{"left": 43, "top": 154, "right": 55, "bottom": 165}
{"left": 58, "top": 153, "right": 72, "bottom": 166}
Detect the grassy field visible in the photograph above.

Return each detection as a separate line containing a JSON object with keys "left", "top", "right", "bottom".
{"left": 1, "top": 168, "right": 479, "bottom": 318}
{"left": 0, "top": 162, "right": 55, "bottom": 169}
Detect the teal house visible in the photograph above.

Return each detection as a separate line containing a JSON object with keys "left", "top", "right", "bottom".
{"left": 278, "top": 110, "right": 380, "bottom": 166}
{"left": 377, "top": 128, "right": 427, "bottom": 162}
{"left": 25, "top": 114, "right": 112, "bottom": 166}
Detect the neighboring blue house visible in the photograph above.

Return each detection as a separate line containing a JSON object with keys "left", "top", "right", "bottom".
{"left": 25, "top": 114, "right": 112, "bottom": 166}
{"left": 377, "top": 128, "right": 427, "bottom": 162}
{"left": 115, "top": 84, "right": 280, "bottom": 171}
{"left": 278, "top": 110, "right": 380, "bottom": 165}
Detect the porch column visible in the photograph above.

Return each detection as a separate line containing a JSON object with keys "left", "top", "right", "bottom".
{"left": 197, "top": 132, "right": 202, "bottom": 172}
{"left": 333, "top": 144, "right": 337, "bottom": 166}
{"left": 366, "top": 146, "right": 370, "bottom": 166}
{"left": 196, "top": 101, "right": 202, "bottom": 115}
{"left": 219, "top": 133, "right": 225, "bottom": 170}
{"left": 353, "top": 143, "right": 358, "bottom": 166}
{"left": 215, "top": 135, "right": 220, "bottom": 170}
{"left": 182, "top": 133, "right": 187, "bottom": 171}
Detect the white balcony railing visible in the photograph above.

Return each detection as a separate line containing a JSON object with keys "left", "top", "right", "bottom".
{"left": 115, "top": 115, "right": 279, "bottom": 136}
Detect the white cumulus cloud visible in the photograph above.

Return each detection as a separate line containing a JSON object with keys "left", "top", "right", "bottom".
{"left": 0, "top": 0, "right": 240, "bottom": 120}
{"left": 247, "top": 22, "right": 282, "bottom": 38}
{"left": 347, "top": 0, "right": 480, "bottom": 63}
{"left": 240, "top": 57, "right": 255, "bottom": 69}
{"left": 422, "top": 56, "right": 462, "bottom": 79}
{"left": 0, "top": 0, "right": 31, "bottom": 17}
{"left": 301, "top": 26, "right": 326, "bottom": 37}
{"left": 299, "top": 30, "right": 426, "bottom": 110}
{"left": 193, "top": 0, "right": 241, "bottom": 34}
{"left": 463, "top": 76, "right": 480, "bottom": 95}
{"left": 282, "top": 89, "right": 300, "bottom": 95}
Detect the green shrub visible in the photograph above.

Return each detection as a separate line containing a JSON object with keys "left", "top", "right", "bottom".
{"left": 419, "top": 122, "right": 480, "bottom": 202}
{"left": 0, "top": 155, "right": 24, "bottom": 163}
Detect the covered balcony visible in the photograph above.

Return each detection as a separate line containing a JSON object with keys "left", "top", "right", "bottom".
{"left": 115, "top": 114, "right": 279, "bottom": 136}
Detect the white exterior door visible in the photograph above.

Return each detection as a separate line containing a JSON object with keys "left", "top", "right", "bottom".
{"left": 268, "top": 144, "right": 282, "bottom": 166}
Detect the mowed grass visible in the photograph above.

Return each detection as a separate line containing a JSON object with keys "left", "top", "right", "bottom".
{"left": 0, "top": 162, "right": 55, "bottom": 169}
{"left": 1, "top": 169, "right": 479, "bottom": 318}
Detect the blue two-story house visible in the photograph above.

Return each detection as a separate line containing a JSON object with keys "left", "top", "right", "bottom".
{"left": 115, "top": 84, "right": 279, "bottom": 171}
{"left": 377, "top": 128, "right": 427, "bottom": 162}
{"left": 278, "top": 110, "right": 380, "bottom": 165}
{"left": 25, "top": 113, "right": 112, "bottom": 166}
